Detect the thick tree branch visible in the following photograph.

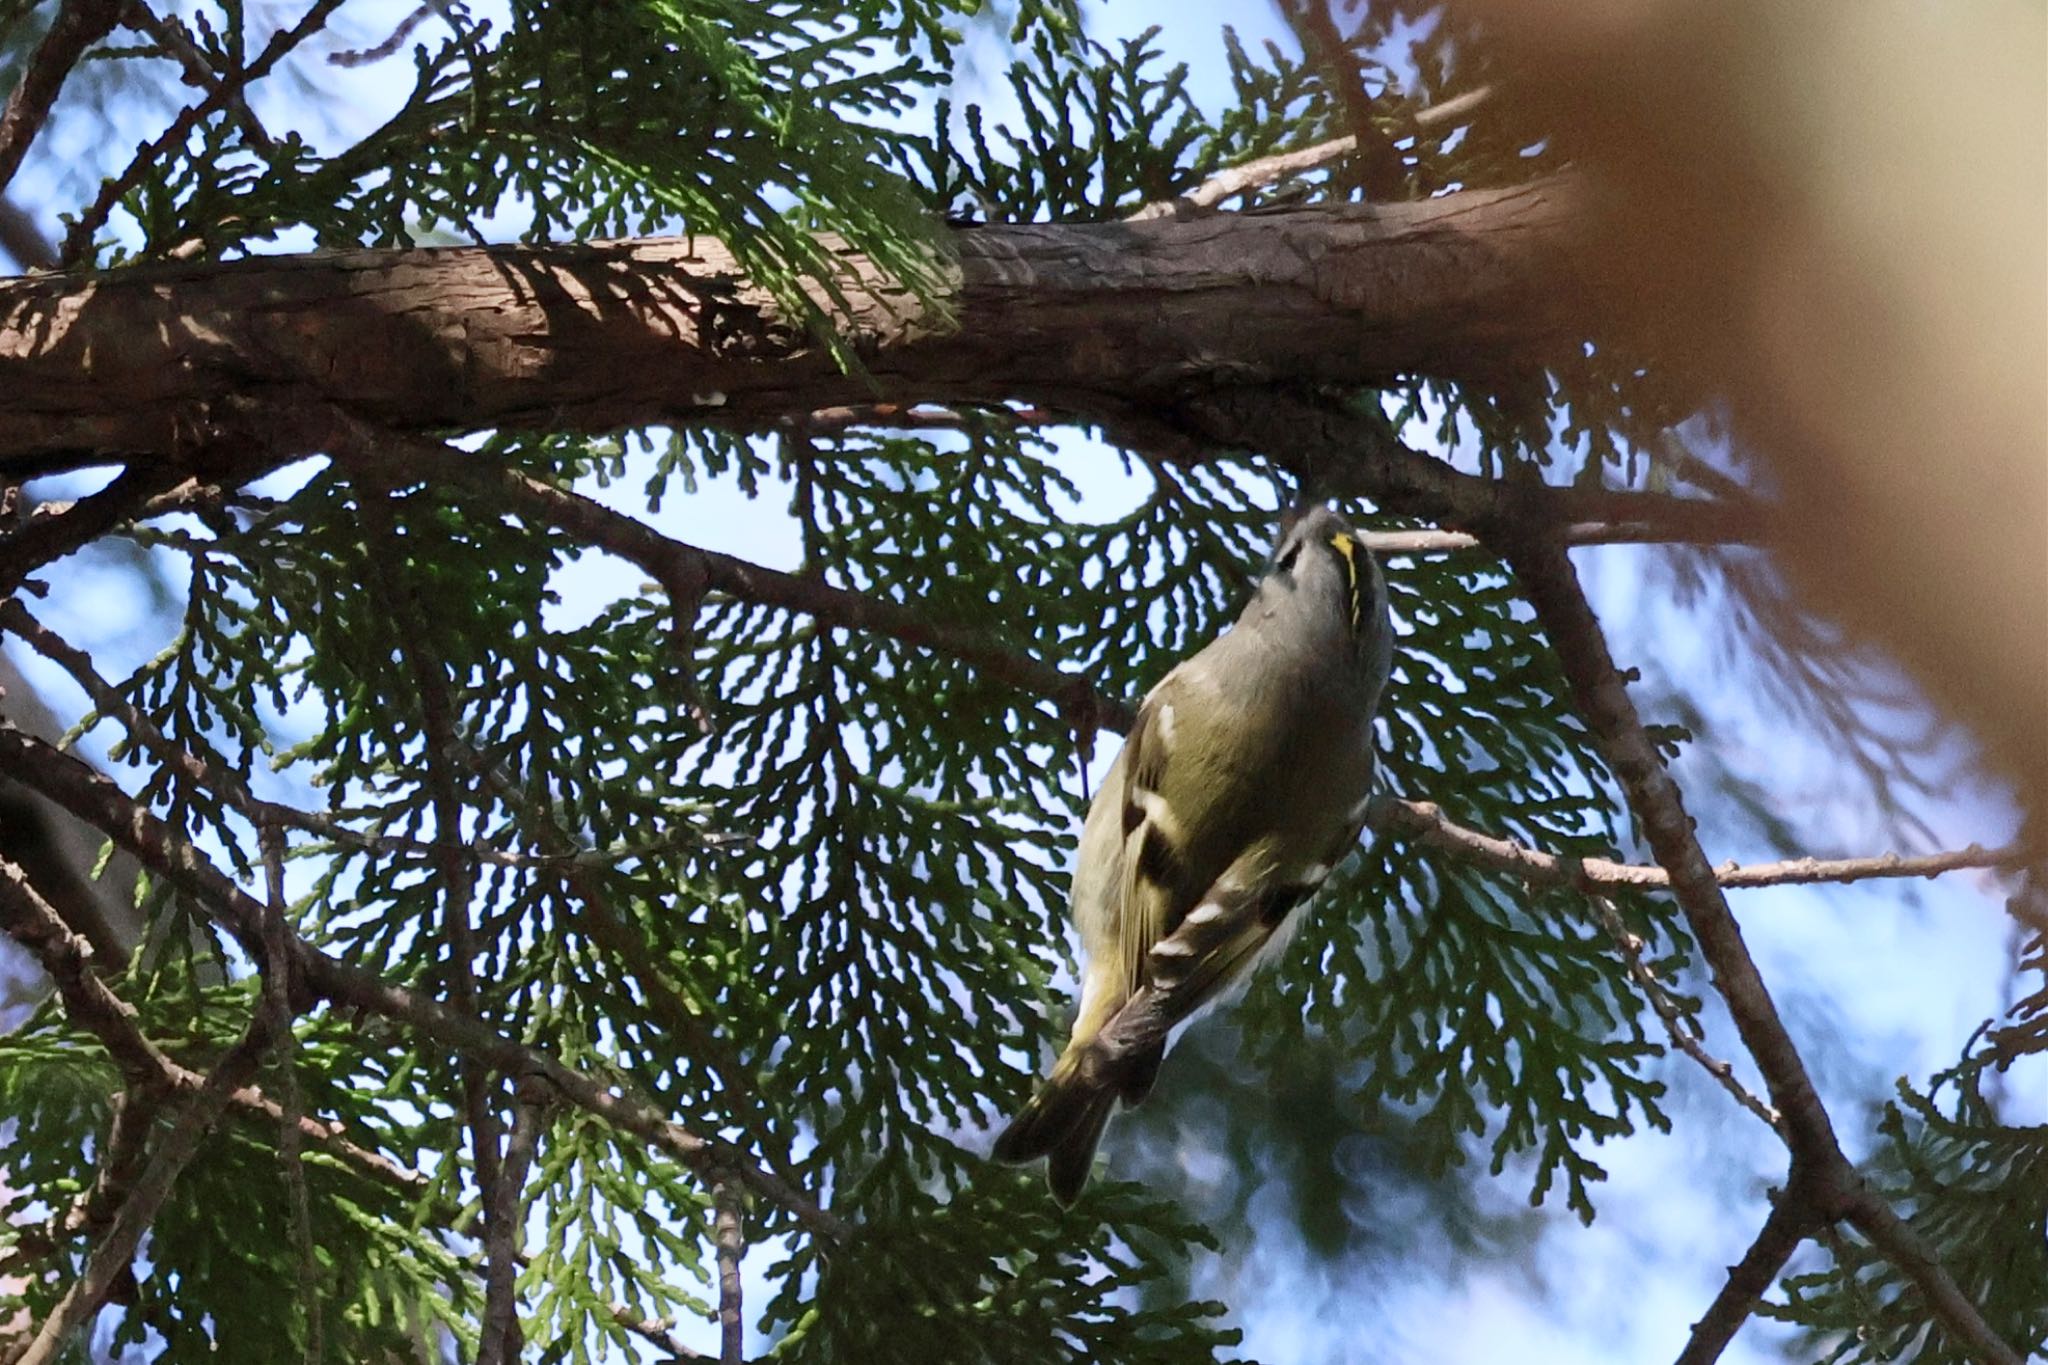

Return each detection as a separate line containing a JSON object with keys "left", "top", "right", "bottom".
{"left": 0, "top": 722, "right": 851, "bottom": 1246}
{"left": 1503, "top": 539, "right": 2021, "bottom": 1365}
{"left": 0, "top": 179, "right": 1590, "bottom": 473}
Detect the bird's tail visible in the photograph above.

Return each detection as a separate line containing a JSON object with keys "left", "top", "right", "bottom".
{"left": 992, "top": 1044, "right": 1123, "bottom": 1206}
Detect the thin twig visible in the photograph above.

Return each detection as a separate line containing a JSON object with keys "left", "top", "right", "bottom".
{"left": 1368, "top": 797, "right": 2021, "bottom": 896}
{"left": 3, "top": 604, "right": 751, "bottom": 873}
{"left": 1590, "top": 895, "right": 1781, "bottom": 1132}
{"left": 2, "top": 850, "right": 679, "bottom": 1359}
{"left": 802, "top": 402, "right": 1062, "bottom": 432}
{"left": 311, "top": 411, "right": 1130, "bottom": 733}
{"left": 1130, "top": 85, "right": 1491, "bottom": 219}
{"left": 608, "top": 1303, "right": 712, "bottom": 1361}
{"left": 0, "top": 0, "right": 123, "bottom": 196}
{"left": 120, "top": 0, "right": 275, "bottom": 152}
{"left": 462, "top": 749, "right": 785, "bottom": 1156}
{"left": 61, "top": 0, "right": 347, "bottom": 263}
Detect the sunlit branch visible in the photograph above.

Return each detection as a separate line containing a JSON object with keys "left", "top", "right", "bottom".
{"left": 1367, "top": 797, "right": 2022, "bottom": 894}
{"left": 1130, "top": 84, "right": 1492, "bottom": 219}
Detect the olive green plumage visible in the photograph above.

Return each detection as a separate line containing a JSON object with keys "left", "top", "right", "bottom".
{"left": 994, "top": 506, "right": 1395, "bottom": 1204}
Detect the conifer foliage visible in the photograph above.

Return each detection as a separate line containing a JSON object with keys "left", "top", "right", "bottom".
{"left": 0, "top": 3, "right": 2038, "bottom": 1363}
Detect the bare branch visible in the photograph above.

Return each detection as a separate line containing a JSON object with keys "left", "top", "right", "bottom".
{"left": 0, "top": 0, "right": 123, "bottom": 197}
{"left": 1590, "top": 895, "right": 1781, "bottom": 1132}
{"left": 1503, "top": 538, "right": 2021, "bottom": 1365}
{"left": 0, "top": 857, "right": 165, "bottom": 1083}
{"left": 1130, "top": 87, "right": 1493, "bottom": 219}
{"left": 1675, "top": 1178, "right": 1819, "bottom": 1365}
{"left": 1368, "top": 797, "right": 2022, "bottom": 895}
{"left": 3, "top": 179, "right": 1591, "bottom": 473}
{"left": 608, "top": 1303, "right": 713, "bottom": 1362}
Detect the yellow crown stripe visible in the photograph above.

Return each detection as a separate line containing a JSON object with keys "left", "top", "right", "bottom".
{"left": 1328, "top": 532, "right": 1362, "bottom": 630}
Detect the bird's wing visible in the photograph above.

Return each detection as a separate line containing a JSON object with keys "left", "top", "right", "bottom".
{"left": 1113, "top": 678, "right": 1196, "bottom": 997}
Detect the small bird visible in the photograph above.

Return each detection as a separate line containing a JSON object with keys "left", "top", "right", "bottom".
{"left": 993, "top": 505, "right": 1395, "bottom": 1204}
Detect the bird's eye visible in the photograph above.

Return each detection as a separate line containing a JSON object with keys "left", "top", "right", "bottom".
{"left": 1275, "top": 544, "right": 1301, "bottom": 573}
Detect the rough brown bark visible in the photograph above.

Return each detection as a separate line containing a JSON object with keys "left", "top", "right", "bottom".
{"left": 0, "top": 180, "right": 1584, "bottom": 473}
